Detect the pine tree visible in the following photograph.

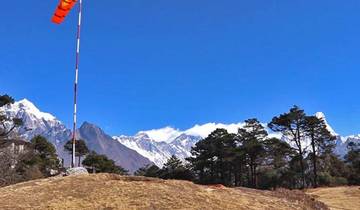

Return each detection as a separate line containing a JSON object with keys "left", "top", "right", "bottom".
{"left": 344, "top": 142, "right": 360, "bottom": 185}
{"left": 160, "top": 155, "right": 193, "bottom": 181}
{"left": 82, "top": 151, "right": 128, "bottom": 175}
{"left": 268, "top": 106, "right": 307, "bottom": 188}
{"left": 188, "top": 129, "right": 235, "bottom": 185}
{"left": 134, "top": 164, "right": 160, "bottom": 177}
{"left": 30, "top": 136, "right": 60, "bottom": 176}
{"left": 0, "top": 94, "right": 23, "bottom": 139}
{"left": 236, "top": 118, "right": 267, "bottom": 188}
{"left": 64, "top": 139, "right": 89, "bottom": 166}
{"left": 263, "top": 137, "right": 294, "bottom": 189}
{"left": 304, "top": 116, "right": 334, "bottom": 188}
{"left": 187, "top": 134, "right": 215, "bottom": 184}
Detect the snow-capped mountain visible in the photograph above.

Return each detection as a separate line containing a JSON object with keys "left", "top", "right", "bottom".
{"left": 115, "top": 132, "right": 202, "bottom": 167}
{"left": 114, "top": 123, "right": 246, "bottom": 167}
{"left": 315, "top": 112, "right": 338, "bottom": 136}
{"left": 1, "top": 99, "right": 358, "bottom": 169}
{"left": 115, "top": 113, "right": 359, "bottom": 167}
{"left": 316, "top": 112, "right": 359, "bottom": 156}
{"left": 0, "top": 99, "right": 71, "bottom": 146}
{"left": 0, "top": 99, "right": 152, "bottom": 172}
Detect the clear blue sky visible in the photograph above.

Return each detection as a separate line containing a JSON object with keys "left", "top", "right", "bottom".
{"left": 1, "top": 0, "right": 360, "bottom": 136}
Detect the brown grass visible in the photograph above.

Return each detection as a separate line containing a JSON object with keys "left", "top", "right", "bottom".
{"left": 0, "top": 174, "right": 328, "bottom": 210}
{"left": 306, "top": 186, "right": 360, "bottom": 210}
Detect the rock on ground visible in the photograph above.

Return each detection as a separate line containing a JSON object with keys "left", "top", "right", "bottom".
{"left": 65, "top": 167, "right": 89, "bottom": 176}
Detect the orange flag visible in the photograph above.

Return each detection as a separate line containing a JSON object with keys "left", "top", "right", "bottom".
{"left": 52, "top": 0, "right": 78, "bottom": 24}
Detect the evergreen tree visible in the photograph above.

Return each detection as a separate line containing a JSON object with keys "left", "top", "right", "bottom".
{"left": 64, "top": 139, "right": 89, "bottom": 166}
{"left": 304, "top": 116, "right": 334, "bottom": 188}
{"left": 160, "top": 155, "right": 193, "bottom": 181}
{"left": 0, "top": 94, "right": 23, "bottom": 139}
{"left": 236, "top": 118, "right": 267, "bottom": 188}
{"left": 82, "top": 151, "right": 128, "bottom": 175}
{"left": 268, "top": 106, "right": 307, "bottom": 188}
{"left": 344, "top": 142, "right": 360, "bottom": 185}
{"left": 262, "top": 137, "right": 295, "bottom": 189}
{"left": 232, "top": 146, "right": 246, "bottom": 187}
{"left": 188, "top": 129, "right": 235, "bottom": 185}
{"left": 30, "top": 136, "right": 60, "bottom": 176}
{"left": 316, "top": 153, "right": 348, "bottom": 186}
{"left": 134, "top": 164, "right": 161, "bottom": 177}
{"left": 187, "top": 134, "right": 215, "bottom": 184}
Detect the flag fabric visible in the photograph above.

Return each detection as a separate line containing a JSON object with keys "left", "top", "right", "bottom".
{"left": 52, "top": 0, "right": 78, "bottom": 24}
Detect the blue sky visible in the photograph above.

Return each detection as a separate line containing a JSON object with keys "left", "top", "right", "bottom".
{"left": 1, "top": 1, "right": 360, "bottom": 136}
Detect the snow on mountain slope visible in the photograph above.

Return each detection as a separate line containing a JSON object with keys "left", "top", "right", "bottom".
{"left": 0, "top": 99, "right": 71, "bottom": 145}
{"left": 115, "top": 114, "right": 360, "bottom": 167}
{"left": 315, "top": 112, "right": 338, "bottom": 136}
{"left": 138, "top": 123, "right": 246, "bottom": 144}
{"left": 0, "top": 99, "right": 152, "bottom": 171}
{"left": 114, "top": 123, "right": 245, "bottom": 167}
{"left": 114, "top": 132, "right": 202, "bottom": 167}
{"left": 315, "top": 112, "right": 359, "bottom": 157}
{"left": 2, "top": 99, "right": 358, "bottom": 169}
{"left": 115, "top": 133, "right": 170, "bottom": 167}
{"left": 139, "top": 127, "right": 182, "bottom": 143}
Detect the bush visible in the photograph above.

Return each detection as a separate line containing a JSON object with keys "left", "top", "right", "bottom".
{"left": 332, "top": 177, "right": 348, "bottom": 186}
{"left": 257, "top": 168, "right": 278, "bottom": 189}
{"left": 318, "top": 172, "right": 332, "bottom": 186}
{"left": 318, "top": 172, "right": 348, "bottom": 187}
{"left": 82, "top": 151, "right": 128, "bottom": 175}
{"left": 135, "top": 165, "right": 160, "bottom": 177}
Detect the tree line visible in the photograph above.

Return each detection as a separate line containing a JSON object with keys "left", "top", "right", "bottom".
{"left": 136, "top": 106, "right": 359, "bottom": 189}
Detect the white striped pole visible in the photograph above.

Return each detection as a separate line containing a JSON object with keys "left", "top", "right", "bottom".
{"left": 72, "top": 0, "right": 83, "bottom": 168}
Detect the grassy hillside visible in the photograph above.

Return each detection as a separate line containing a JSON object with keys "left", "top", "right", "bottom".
{"left": 307, "top": 186, "right": 360, "bottom": 210}
{"left": 0, "top": 174, "right": 328, "bottom": 210}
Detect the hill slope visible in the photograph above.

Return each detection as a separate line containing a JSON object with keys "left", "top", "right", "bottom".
{"left": 0, "top": 174, "right": 327, "bottom": 210}
{"left": 306, "top": 186, "right": 360, "bottom": 210}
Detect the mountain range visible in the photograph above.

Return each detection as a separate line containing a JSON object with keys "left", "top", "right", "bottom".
{"left": 0, "top": 99, "right": 358, "bottom": 171}
{"left": 0, "top": 99, "right": 151, "bottom": 172}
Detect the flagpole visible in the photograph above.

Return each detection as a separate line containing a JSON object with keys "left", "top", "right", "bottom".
{"left": 72, "top": 0, "right": 83, "bottom": 168}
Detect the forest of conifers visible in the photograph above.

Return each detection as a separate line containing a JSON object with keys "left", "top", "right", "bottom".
{"left": 137, "top": 106, "right": 360, "bottom": 189}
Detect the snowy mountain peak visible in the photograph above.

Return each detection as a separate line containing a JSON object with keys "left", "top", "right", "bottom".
{"left": 315, "top": 112, "right": 338, "bottom": 136}
{"left": 2, "top": 99, "right": 358, "bottom": 168}
{"left": 114, "top": 122, "right": 246, "bottom": 167}
{"left": 315, "top": 111, "right": 326, "bottom": 119}
{"left": 9, "top": 99, "right": 57, "bottom": 121}
{"left": 134, "top": 123, "right": 246, "bottom": 144}
{"left": 138, "top": 126, "right": 181, "bottom": 143}
{"left": 0, "top": 99, "right": 70, "bottom": 145}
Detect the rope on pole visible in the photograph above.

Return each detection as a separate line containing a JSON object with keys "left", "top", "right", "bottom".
{"left": 72, "top": 0, "right": 83, "bottom": 168}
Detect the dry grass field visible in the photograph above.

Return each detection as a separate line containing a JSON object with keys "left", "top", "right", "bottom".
{"left": 306, "top": 186, "right": 360, "bottom": 210}
{"left": 0, "top": 174, "right": 328, "bottom": 210}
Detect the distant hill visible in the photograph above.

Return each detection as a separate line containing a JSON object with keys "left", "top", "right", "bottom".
{"left": 0, "top": 174, "right": 328, "bottom": 210}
